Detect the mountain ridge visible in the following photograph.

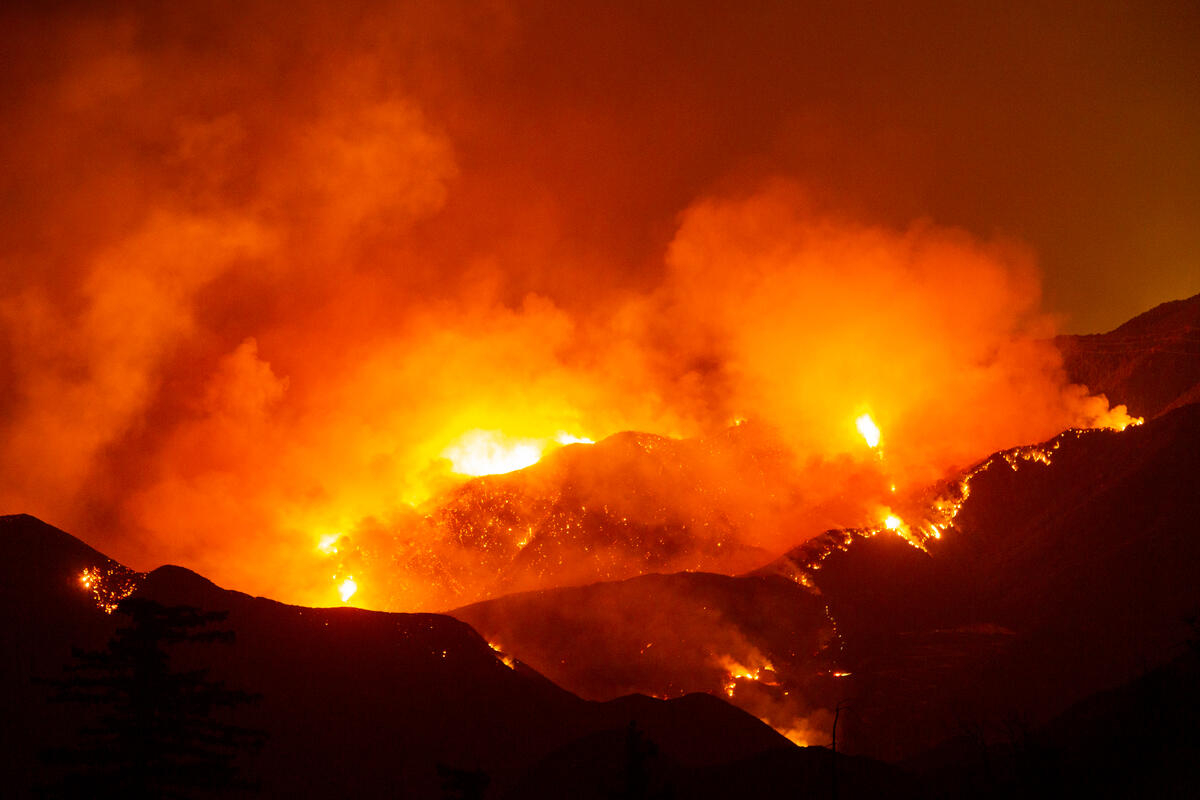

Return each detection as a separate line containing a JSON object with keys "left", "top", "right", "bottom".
{"left": 2, "top": 513, "right": 912, "bottom": 798}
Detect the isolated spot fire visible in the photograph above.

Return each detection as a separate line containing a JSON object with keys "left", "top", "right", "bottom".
{"left": 78, "top": 564, "right": 143, "bottom": 614}
{"left": 855, "top": 414, "right": 882, "bottom": 449}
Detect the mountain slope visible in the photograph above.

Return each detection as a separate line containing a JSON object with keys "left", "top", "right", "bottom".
{"left": 1, "top": 514, "right": 909, "bottom": 798}
{"left": 1057, "top": 291, "right": 1200, "bottom": 418}
{"left": 452, "top": 402, "right": 1200, "bottom": 765}
{"left": 787, "top": 401, "right": 1200, "bottom": 760}
{"left": 454, "top": 570, "right": 840, "bottom": 744}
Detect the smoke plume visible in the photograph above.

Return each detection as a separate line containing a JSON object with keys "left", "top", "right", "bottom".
{"left": 0, "top": 1, "right": 1135, "bottom": 607}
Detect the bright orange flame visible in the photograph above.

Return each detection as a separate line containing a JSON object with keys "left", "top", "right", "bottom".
{"left": 77, "top": 564, "right": 141, "bottom": 614}
{"left": 884, "top": 514, "right": 902, "bottom": 530}
{"left": 317, "top": 534, "right": 340, "bottom": 554}
{"left": 488, "top": 641, "right": 517, "bottom": 669}
{"left": 442, "top": 430, "right": 546, "bottom": 476}
{"left": 855, "top": 413, "right": 881, "bottom": 449}
{"left": 338, "top": 576, "right": 357, "bottom": 603}
{"left": 554, "top": 432, "right": 595, "bottom": 446}
{"left": 442, "top": 429, "right": 592, "bottom": 476}
{"left": 716, "top": 654, "right": 775, "bottom": 697}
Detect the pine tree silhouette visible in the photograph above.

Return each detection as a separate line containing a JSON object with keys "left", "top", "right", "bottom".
{"left": 42, "top": 597, "right": 264, "bottom": 798}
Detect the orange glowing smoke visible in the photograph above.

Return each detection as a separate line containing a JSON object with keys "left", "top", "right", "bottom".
{"left": 0, "top": 7, "right": 1141, "bottom": 610}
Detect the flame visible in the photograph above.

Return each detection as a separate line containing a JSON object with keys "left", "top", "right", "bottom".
{"left": 883, "top": 514, "right": 902, "bottom": 530}
{"left": 554, "top": 432, "right": 595, "bottom": 446}
{"left": 488, "top": 641, "right": 517, "bottom": 669}
{"left": 442, "top": 430, "right": 544, "bottom": 476}
{"left": 855, "top": 414, "right": 881, "bottom": 449}
{"left": 317, "top": 534, "right": 341, "bottom": 554}
{"left": 338, "top": 576, "right": 357, "bottom": 603}
{"left": 78, "top": 564, "right": 143, "bottom": 614}
{"left": 778, "top": 728, "right": 813, "bottom": 747}
{"left": 441, "top": 429, "right": 592, "bottom": 477}
{"left": 716, "top": 654, "right": 776, "bottom": 698}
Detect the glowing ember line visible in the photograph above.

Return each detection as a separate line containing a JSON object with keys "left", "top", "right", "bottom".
{"left": 488, "top": 641, "right": 517, "bottom": 669}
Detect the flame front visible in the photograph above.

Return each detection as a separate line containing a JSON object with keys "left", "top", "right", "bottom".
{"left": 488, "top": 641, "right": 517, "bottom": 669}
{"left": 441, "top": 429, "right": 592, "bottom": 477}
{"left": 443, "top": 431, "right": 544, "bottom": 476}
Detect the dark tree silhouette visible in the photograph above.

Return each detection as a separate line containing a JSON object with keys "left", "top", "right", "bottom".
{"left": 42, "top": 597, "right": 264, "bottom": 799}
{"left": 830, "top": 699, "right": 852, "bottom": 800}
{"left": 437, "top": 763, "right": 489, "bottom": 799}
{"left": 621, "top": 721, "right": 674, "bottom": 800}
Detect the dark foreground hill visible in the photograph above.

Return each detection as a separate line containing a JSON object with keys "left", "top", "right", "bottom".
{"left": 0, "top": 514, "right": 912, "bottom": 799}
{"left": 454, "top": 570, "right": 844, "bottom": 747}
{"left": 792, "top": 401, "right": 1200, "bottom": 761}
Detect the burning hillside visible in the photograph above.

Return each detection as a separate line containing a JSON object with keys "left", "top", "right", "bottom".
{"left": 453, "top": 403, "right": 1191, "bottom": 759}
{"left": 0, "top": 1, "right": 1172, "bottom": 612}
{"left": 3, "top": 4, "right": 1199, "bottom": 797}
{"left": 0, "top": 176, "right": 1139, "bottom": 609}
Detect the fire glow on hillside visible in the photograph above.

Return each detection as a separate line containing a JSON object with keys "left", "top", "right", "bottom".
{"left": 0, "top": 3, "right": 1153, "bottom": 614}
{"left": 78, "top": 564, "right": 143, "bottom": 614}
{"left": 442, "top": 430, "right": 594, "bottom": 477}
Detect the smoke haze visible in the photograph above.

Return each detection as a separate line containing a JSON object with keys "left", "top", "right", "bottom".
{"left": 0, "top": 1, "right": 1173, "bottom": 606}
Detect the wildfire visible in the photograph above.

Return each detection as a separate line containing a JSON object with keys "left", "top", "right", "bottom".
{"left": 855, "top": 413, "right": 881, "bottom": 449}
{"left": 78, "top": 564, "right": 143, "bottom": 614}
{"left": 441, "top": 429, "right": 593, "bottom": 477}
{"left": 488, "top": 641, "right": 517, "bottom": 669}
{"left": 883, "top": 514, "right": 902, "bottom": 531}
{"left": 716, "top": 655, "right": 777, "bottom": 698}
{"left": 554, "top": 432, "right": 595, "bottom": 446}
{"left": 338, "top": 576, "right": 357, "bottom": 603}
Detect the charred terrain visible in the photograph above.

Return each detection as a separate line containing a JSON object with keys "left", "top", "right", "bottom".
{"left": 2, "top": 294, "right": 1199, "bottom": 798}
